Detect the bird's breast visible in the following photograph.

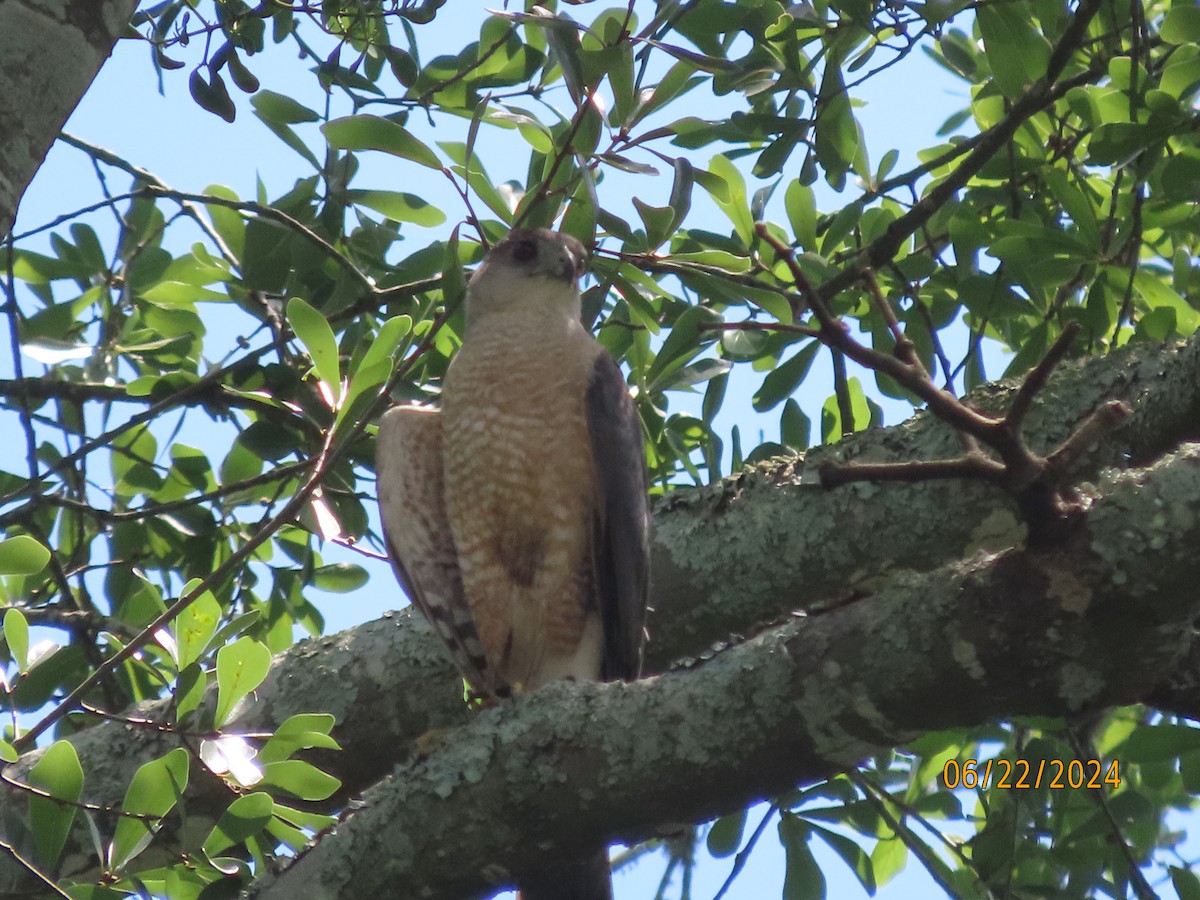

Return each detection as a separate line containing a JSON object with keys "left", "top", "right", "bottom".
{"left": 441, "top": 316, "right": 597, "bottom": 576}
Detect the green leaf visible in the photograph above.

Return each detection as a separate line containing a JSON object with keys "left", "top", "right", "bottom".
{"left": 322, "top": 116, "right": 442, "bottom": 169}
{"left": 251, "top": 90, "right": 319, "bottom": 125}
{"left": 3, "top": 607, "right": 30, "bottom": 672}
{"left": 1161, "top": 46, "right": 1200, "bottom": 100}
{"left": 0, "top": 535, "right": 51, "bottom": 576}
{"left": 633, "top": 197, "right": 675, "bottom": 250}
{"left": 189, "top": 68, "right": 237, "bottom": 122}
{"left": 753, "top": 342, "right": 819, "bottom": 412}
{"left": 535, "top": 10, "right": 586, "bottom": 104}
{"left": 976, "top": 1, "right": 1051, "bottom": 98}
{"left": 779, "top": 813, "right": 824, "bottom": 900}
{"left": 707, "top": 810, "right": 746, "bottom": 858}
{"left": 348, "top": 190, "right": 446, "bottom": 227}
{"left": 1171, "top": 865, "right": 1200, "bottom": 900}
{"left": 784, "top": 181, "right": 817, "bottom": 251}
{"left": 110, "top": 748, "right": 190, "bottom": 871}
{"left": 667, "top": 157, "right": 694, "bottom": 235}
{"left": 203, "top": 792, "right": 275, "bottom": 857}
{"left": 821, "top": 377, "right": 873, "bottom": 442}
{"left": 1134, "top": 272, "right": 1200, "bottom": 334}
{"left": 214, "top": 636, "right": 273, "bottom": 728}
{"left": 259, "top": 713, "right": 340, "bottom": 764}
{"left": 646, "top": 305, "right": 722, "bottom": 391}
{"left": 27, "top": 740, "right": 84, "bottom": 869}
{"left": 311, "top": 563, "right": 369, "bottom": 593}
{"left": 871, "top": 835, "right": 908, "bottom": 885}
{"left": 0, "top": 740, "right": 17, "bottom": 763}
{"left": 338, "top": 315, "right": 413, "bottom": 428}
{"left": 720, "top": 328, "right": 769, "bottom": 362}
{"left": 70, "top": 224, "right": 106, "bottom": 272}
{"left": 287, "top": 297, "right": 341, "bottom": 402}
{"left": 242, "top": 217, "right": 293, "bottom": 293}
{"left": 261, "top": 760, "right": 341, "bottom": 801}
{"left": 1162, "top": 5, "right": 1200, "bottom": 44}
{"left": 814, "top": 58, "right": 862, "bottom": 189}
{"left": 703, "top": 154, "right": 754, "bottom": 244}
{"left": 780, "top": 399, "right": 811, "bottom": 452}
{"left": 174, "top": 579, "right": 222, "bottom": 669}
{"left": 813, "top": 824, "right": 875, "bottom": 894}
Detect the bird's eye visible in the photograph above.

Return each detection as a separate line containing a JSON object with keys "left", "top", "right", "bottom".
{"left": 511, "top": 240, "right": 536, "bottom": 263}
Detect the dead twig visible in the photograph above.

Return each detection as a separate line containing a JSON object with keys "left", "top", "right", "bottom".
{"left": 754, "top": 224, "right": 1132, "bottom": 543}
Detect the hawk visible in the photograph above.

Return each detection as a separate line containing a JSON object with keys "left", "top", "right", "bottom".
{"left": 376, "top": 228, "right": 650, "bottom": 899}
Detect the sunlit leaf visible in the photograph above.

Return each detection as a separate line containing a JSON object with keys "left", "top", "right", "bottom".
{"left": 214, "top": 637, "right": 272, "bottom": 728}
{"left": 27, "top": 740, "right": 84, "bottom": 869}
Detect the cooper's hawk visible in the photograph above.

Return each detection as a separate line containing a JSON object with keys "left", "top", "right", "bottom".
{"left": 376, "top": 228, "right": 650, "bottom": 899}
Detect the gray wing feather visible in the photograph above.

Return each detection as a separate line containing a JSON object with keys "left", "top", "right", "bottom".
{"left": 585, "top": 352, "right": 650, "bottom": 682}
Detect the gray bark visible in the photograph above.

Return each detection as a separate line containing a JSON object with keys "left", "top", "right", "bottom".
{"left": 0, "top": 0, "right": 134, "bottom": 236}
{"left": 252, "top": 447, "right": 1200, "bottom": 899}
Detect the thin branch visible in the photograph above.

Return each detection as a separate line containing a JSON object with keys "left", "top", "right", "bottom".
{"left": 58, "top": 133, "right": 239, "bottom": 268}
{"left": 3, "top": 235, "right": 38, "bottom": 484}
{"left": 0, "top": 838, "right": 73, "bottom": 900}
{"left": 1043, "top": 400, "right": 1133, "bottom": 477}
{"left": 863, "top": 267, "right": 920, "bottom": 369}
{"left": 697, "top": 321, "right": 820, "bottom": 339}
{"left": 1007, "top": 322, "right": 1081, "bottom": 428}
{"left": 818, "top": 454, "right": 1007, "bottom": 488}
{"left": 513, "top": 91, "right": 596, "bottom": 229}
{"left": 1065, "top": 730, "right": 1156, "bottom": 900}
{"left": 847, "top": 770, "right": 978, "bottom": 900}
{"left": 830, "top": 346, "right": 854, "bottom": 438}
{"left": 0, "top": 343, "right": 276, "bottom": 514}
{"left": 32, "top": 458, "right": 310, "bottom": 526}
{"left": 711, "top": 805, "right": 777, "bottom": 900}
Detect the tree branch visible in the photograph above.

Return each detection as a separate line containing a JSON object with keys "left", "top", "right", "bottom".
{"left": 250, "top": 446, "right": 1200, "bottom": 899}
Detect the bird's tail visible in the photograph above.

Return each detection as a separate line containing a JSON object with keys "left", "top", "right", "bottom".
{"left": 517, "top": 847, "right": 613, "bottom": 900}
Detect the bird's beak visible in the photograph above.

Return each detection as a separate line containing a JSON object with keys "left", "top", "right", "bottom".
{"left": 536, "top": 246, "right": 581, "bottom": 284}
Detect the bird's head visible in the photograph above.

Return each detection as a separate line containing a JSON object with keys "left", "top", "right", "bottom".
{"left": 463, "top": 228, "right": 588, "bottom": 330}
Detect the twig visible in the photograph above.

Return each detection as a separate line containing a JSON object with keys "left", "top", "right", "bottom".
{"left": 696, "top": 321, "right": 819, "bottom": 339}
{"left": 3, "top": 234, "right": 38, "bottom": 485}
{"left": 513, "top": 91, "right": 595, "bottom": 229}
{"left": 1, "top": 769, "right": 156, "bottom": 822}
{"left": 813, "top": 0, "right": 1107, "bottom": 307}
{"left": 863, "top": 267, "right": 919, "bottom": 369}
{"left": 25, "top": 459, "right": 311, "bottom": 527}
{"left": 819, "top": 454, "right": 1006, "bottom": 488}
{"left": 1065, "top": 730, "right": 1156, "bottom": 900}
{"left": 830, "top": 346, "right": 854, "bottom": 438}
{"left": 0, "top": 838, "right": 73, "bottom": 900}
{"left": 1043, "top": 400, "right": 1132, "bottom": 477}
{"left": 0, "top": 344, "right": 277, "bottom": 512}
{"left": 13, "top": 432, "right": 322, "bottom": 750}
{"left": 1007, "top": 323, "right": 1081, "bottom": 428}
{"left": 59, "top": 134, "right": 239, "bottom": 268}
{"left": 711, "top": 806, "right": 777, "bottom": 900}
{"left": 848, "top": 770, "right": 982, "bottom": 900}
{"left": 754, "top": 225, "right": 1129, "bottom": 542}
{"left": 14, "top": 290, "right": 450, "bottom": 751}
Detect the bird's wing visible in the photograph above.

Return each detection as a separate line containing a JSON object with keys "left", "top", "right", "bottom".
{"left": 585, "top": 350, "right": 650, "bottom": 682}
{"left": 375, "top": 405, "right": 497, "bottom": 695}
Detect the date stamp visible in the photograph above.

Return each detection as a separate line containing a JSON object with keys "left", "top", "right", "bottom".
{"left": 942, "top": 758, "right": 1121, "bottom": 790}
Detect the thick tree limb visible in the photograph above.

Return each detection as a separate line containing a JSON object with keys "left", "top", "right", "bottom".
{"left": 0, "top": 1, "right": 136, "bottom": 237}
{"left": 251, "top": 447, "right": 1200, "bottom": 899}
